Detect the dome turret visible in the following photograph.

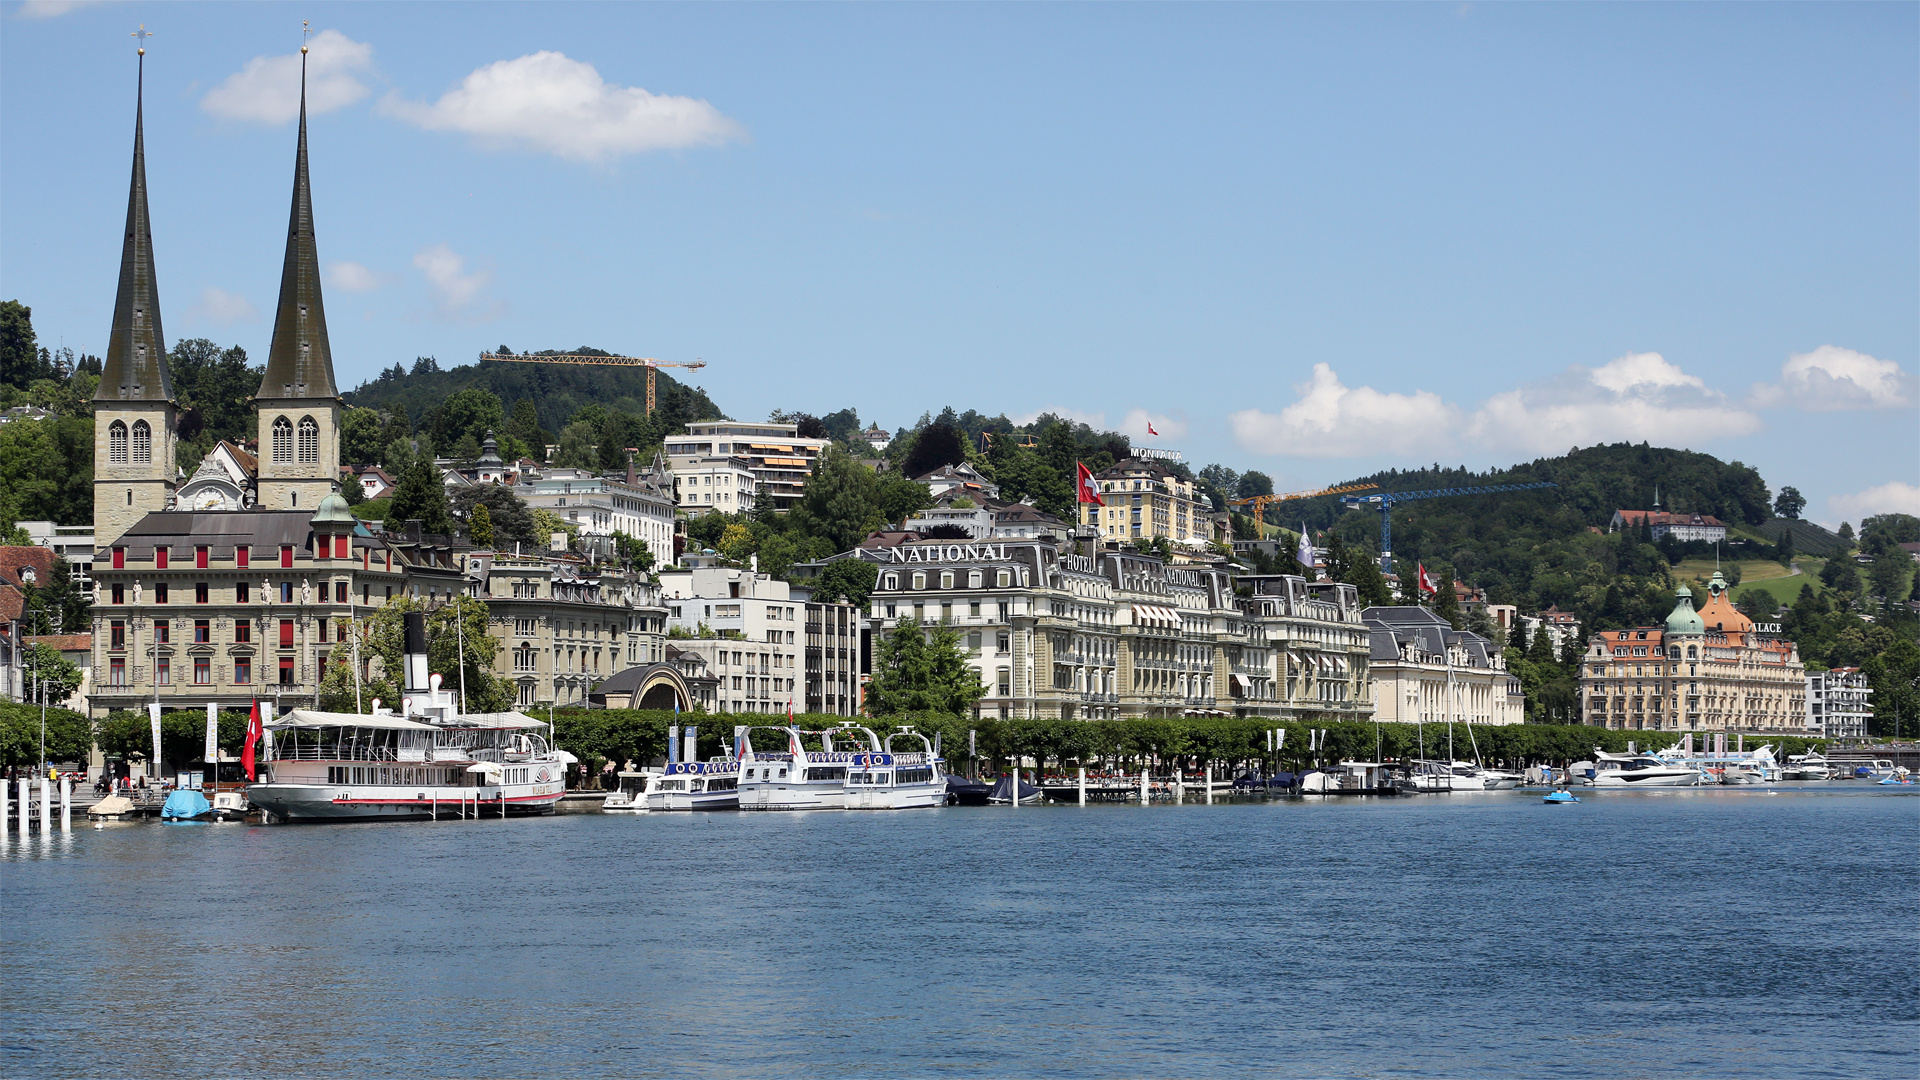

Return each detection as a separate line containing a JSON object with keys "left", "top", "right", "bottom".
{"left": 1665, "top": 584, "right": 1705, "bottom": 635}
{"left": 310, "top": 491, "right": 355, "bottom": 524}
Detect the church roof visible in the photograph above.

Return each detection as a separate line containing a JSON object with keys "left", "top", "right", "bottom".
{"left": 1665, "top": 585, "right": 1706, "bottom": 635}
{"left": 95, "top": 55, "right": 172, "bottom": 404}
{"left": 258, "top": 54, "right": 338, "bottom": 402}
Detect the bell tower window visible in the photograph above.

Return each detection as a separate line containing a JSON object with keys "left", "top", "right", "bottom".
{"left": 108, "top": 421, "right": 128, "bottom": 464}
{"left": 131, "top": 420, "right": 151, "bottom": 463}
{"left": 272, "top": 416, "right": 293, "bottom": 462}
{"left": 298, "top": 417, "right": 319, "bottom": 463}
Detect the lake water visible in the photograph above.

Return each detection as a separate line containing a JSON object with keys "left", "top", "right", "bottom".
{"left": 4, "top": 785, "right": 1915, "bottom": 1079}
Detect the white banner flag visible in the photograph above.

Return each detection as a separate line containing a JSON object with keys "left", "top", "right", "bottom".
{"left": 147, "top": 702, "right": 163, "bottom": 775}
{"left": 205, "top": 703, "right": 219, "bottom": 765}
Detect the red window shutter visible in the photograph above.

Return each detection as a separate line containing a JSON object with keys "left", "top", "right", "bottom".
{"left": 237, "top": 547, "right": 250, "bottom": 569}
{"left": 196, "top": 546, "right": 209, "bottom": 569}
{"left": 335, "top": 535, "right": 349, "bottom": 559}
{"left": 281, "top": 545, "right": 294, "bottom": 569}
{"left": 156, "top": 548, "right": 168, "bottom": 569}
{"left": 280, "top": 618, "right": 295, "bottom": 647}
{"left": 113, "top": 547, "right": 125, "bottom": 569}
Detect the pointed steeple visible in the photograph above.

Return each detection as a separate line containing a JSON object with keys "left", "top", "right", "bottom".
{"left": 96, "top": 45, "right": 172, "bottom": 403}
{"left": 259, "top": 43, "right": 338, "bottom": 401}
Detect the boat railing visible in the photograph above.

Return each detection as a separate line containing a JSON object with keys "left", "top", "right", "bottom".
{"left": 272, "top": 744, "right": 400, "bottom": 763}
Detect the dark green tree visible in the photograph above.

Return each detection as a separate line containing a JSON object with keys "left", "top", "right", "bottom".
{"left": 385, "top": 448, "right": 455, "bottom": 535}
{"left": 867, "top": 616, "right": 985, "bottom": 717}
{"left": 811, "top": 559, "right": 878, "bottom": 607}
{"left": 0, "top": 299, "right": 43, "bottom": 389}
{"left": 451, "top": 484, "right": 539, "bottom": 550}
{"left": 340, "top": 406, "right": 385, "bottom": 466}
{"left": 1772, "top": 486, "right": 1806, "bottom": 519}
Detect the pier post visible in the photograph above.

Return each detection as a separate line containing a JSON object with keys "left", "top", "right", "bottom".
{"left": 40, "top": 778, "right": 52, "bottom": 833}
{"left": 1011, "top": 770, "right": 1019, "bottom": 810}
{"left": 20, "top": 779, "right": 31, "bottom": 833}
{"left": 431, "top": 792, "right": 437, "bottom": 821}
{"left": 60, "top": 777, "right": 71, "bottom": 833}
{"left": 1205, "top": 765, "right": 1213, "bottom": 805}
{"left": 1175, "top": 769, "right": 1184, "bottom": 804}
{"left": 1139, "top": 768, "right": 1148, "bottom": 805}
{"left": 2, "top": 779, "right": 8, "bottom": 838}
{"left": 1078, "top": 767, "right": 1086, "bottom": 807}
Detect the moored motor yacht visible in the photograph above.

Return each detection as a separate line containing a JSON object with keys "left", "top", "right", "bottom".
{"left": 843, "top": 727, "right": 948, "bottom": 810}
{"left": 736, "top": 723, "right": 877, "bottom": 810}
{"left": 603, "top": 769, "right": 662, "bottom": 812}
{"left": 1782, "top": 752, "right": 1832, "bottom": 781}
{"left": 1582, "top": 749, "right": 1706, "bottom": 788}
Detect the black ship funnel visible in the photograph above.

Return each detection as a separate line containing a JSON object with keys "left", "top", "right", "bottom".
{"left": 404, "top": 611, "right": 429, "bottom": 694}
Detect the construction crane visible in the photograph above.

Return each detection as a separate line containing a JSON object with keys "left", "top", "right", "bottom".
{"left": 480, "top": 352, "right": 708, "bottom": 417}
{"left": 1229, "top": 483, "right": 1378, "bottom": 538}
{"left": 1341, "top": 482, "right": 1558, "bottom": 569}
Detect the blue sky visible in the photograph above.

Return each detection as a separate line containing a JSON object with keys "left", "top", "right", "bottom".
{"left": 4, "top": 2, "right": 1914, "bottom": 526}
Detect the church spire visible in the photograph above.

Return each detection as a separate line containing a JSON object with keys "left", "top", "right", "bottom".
{"left": 259, "top": 31, "right": 338, "bottom": 401}
{"left": 96, "top": 31, "right": 173, "bottom": 404}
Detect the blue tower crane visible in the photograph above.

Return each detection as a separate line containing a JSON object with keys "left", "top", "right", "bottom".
{"left": 1341, "top": 482, "right": 1559, "bottom": 570}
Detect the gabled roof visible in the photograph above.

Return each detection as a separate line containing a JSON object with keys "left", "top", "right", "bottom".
{"left": 0, "top": 546, "right": 56, "bottom": 591}
{"left": 95, "top": 55, "right": 172, "bottom": 404}
{"left": 26, "top": 633, "right": 91, "bottom": 652}
{"left": 1613, "top": 510, "right": 1727, "bottom": 528}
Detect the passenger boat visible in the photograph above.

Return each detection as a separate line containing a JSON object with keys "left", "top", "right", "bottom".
{"left": 247, "top": 613, "right": 572, "bottom": 822}
{"left": 736, "top": 723, "right": 876, "bottom": 811}
{"left": 843, "top": 728, "right": 948, "bottom": 810}
{"left": 1581, "top": 749, "right": 1705, "bottom": 788}
{"left": 647, "top": 760, "right": 741, "bottom": 811}
{"left": 1394, "top": 759, "right": 1455, "bottom": 794}
{"left": 602, "top": 769, "right": 661, "bottom": 812}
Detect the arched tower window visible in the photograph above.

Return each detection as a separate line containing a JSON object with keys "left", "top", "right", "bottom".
{"left": 108, "top": 421, "right": 128, "bottom": 464}
{"left": 130, "top": 420, "right": 151, "bottom": 463}
{"left": 271, "top": 417, "right": 293, "bottom": 463}
{"left": 298, "top": 416, "right": 319, "bottom": 463}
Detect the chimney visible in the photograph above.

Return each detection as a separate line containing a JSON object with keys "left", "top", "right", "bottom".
{"left": 403, "top": 611, "right": 429, "bottom": 694}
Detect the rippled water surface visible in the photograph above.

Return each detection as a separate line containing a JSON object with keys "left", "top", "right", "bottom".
{"left": 5, "top": 785, "right": 1916, "bottom": 1079}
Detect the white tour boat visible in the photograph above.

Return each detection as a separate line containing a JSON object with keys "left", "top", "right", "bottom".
{"left": 843, "top": 727, "right": 948, "bottom": 810}
{"left": 736, "top": 723, "right": 880, "bottom": 811}
{"left": 603, "top": 769, "right": 662, "bottom": 812}
{"left": 247, "top": 613, "right": 573, "bottom": 822}
{"left": 646, "top": 760, "right": 741, "bottom": 811}
{"left": 1582, "top": 749, "right": 1706, "bottom": 788}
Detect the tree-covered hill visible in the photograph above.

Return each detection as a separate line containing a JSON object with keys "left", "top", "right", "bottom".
{"left": 343, "top": 350, "right": 724, "bottom": 439}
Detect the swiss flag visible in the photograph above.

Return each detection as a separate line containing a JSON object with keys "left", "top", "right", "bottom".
{"left": 242, "top": 699, "right": 262, "bottom": 781}
{"left": 1146, "top": 421, "right": 1159, "bottom": 437}
{"left": 1417, "top": 563, "right": 1437, "bottom": 595}
{"left": 1076, "top": 462, "right": 1104, "bottom": 505}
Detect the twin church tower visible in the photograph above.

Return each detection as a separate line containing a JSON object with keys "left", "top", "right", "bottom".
{"left": 94, "top": 42, "right": 341, "bottom": 545}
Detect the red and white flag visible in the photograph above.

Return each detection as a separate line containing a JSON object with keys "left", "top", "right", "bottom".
{"left": 1076, "top": 462, "right": 1104, "bottom": 505}
{"left": 242, "top": 699, "right": 262, "bottom": 780}
{"left": 1146, "top": 421, "right": 1159, "bottom": 436}
{"left": 1417, "top": 563, "right": 1437, "bottom": 595}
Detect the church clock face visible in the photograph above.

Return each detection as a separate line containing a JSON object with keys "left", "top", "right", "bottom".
{"left": 192, "top": 488, "right": 228, "bottom": 511}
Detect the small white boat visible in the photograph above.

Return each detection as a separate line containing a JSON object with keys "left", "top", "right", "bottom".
{"left": 602, "top": 769, "right": 661, "bottom": 812}
{"left": 1782, "top": 753, "right": 1832, "bottom": 782}
{"left": 647, "top": 761, "right": 740, "bottom": 811}
{"left": 843, "top": 728, "right": 948, "bottom": 810}
{"left": 1582, "top": 749, "right": 1705, "bottom": 788}
{"left": 1393, "top": 760, "right": 1455, "bottom": 794}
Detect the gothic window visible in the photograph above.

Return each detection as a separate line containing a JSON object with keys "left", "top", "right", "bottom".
{"left": 109, "top": 421, "right": 128, "bottom": 464}
{"left": 271, "top": 417, "right": 294, "bottom": 462}
{"left": 298, "top": 416, "right": 319, "bottom": 463}
{"left": 130, "top": 420, "right": 151, "bottom": 463}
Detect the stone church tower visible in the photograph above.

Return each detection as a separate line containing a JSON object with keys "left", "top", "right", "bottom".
{"left": 93, "top": 49, "right": 178, "bottom": 546}
{"left": 255, "top": 49, "right": 341, "bottom": 513}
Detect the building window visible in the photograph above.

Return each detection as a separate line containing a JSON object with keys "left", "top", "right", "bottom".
{"left": 997, "top": 631, "right": 1011, "bottom": 654}
{"left": 155, "top": 547, "right": 169, "bottom": 569}
{"left": 940, "top": 571, "right": 955, "bottom": 589}
{"left": 911, "top": 572, "right": 926, "bottom": 591}
{"left": 969, "top": 600, "right": 981, "bottom": 617}
{"left": 335, "top": 581, "right": 348, "bottom": 603}
{"left": 281, "top": 545, "right": 294, "bottom": 569}
{"left": 996, "top": 570, "right": 1011, "bottom": 588}
{"left": 968, "top": 570, "right": 983, "bottom": 589}
{"left": 235, "top": 622, "right": 251, "bottom": 644}
{"left": 280, "top": 582, "right": 294, "bottom": 603}
{"left": 237, "top": 547, "right": 250, "bottom": 569}
{"left": 110, "top": 658, "right": 126, "bottom": 686}
{"left": 236, "top": 581, "right": 250, "bottom": 604}
{"left": 334, "top": 535, "right": 349, "bottom": 559}
{"left": 154, "top": 583, "right": 168, "bottom": 604}
{"left": 195, "top": 582, "right": 209, "bottom": 604}
{"left": 108, "top": 421, "right": 128, "bottom": 464}
{"left": 279, "top": 658, "right": 295, "bottom": 685}
{"left": 280, "top": 619, "right": 295, "bottom": 648}
{"left": 317, "top": 617, "right": 329, "bottom": 642}
{"left": 111, "top": 583, "right": 124, "bottom": 605}
{"left": 113, "top": 547, "right": 126, "bottom": 570}
{"left": 298, "top": 417, "right": 319, "bottom": 462}
{"left": 271, "top": 417, "right": 293, "bottom": 462}
{"left": 193, "top": 658, "right": 211, "bottom": 685}
{"left": 196, "top": 546, "right": 209, "bottom": 569}
{"left": 156, "top": 657, "right": 170, "bottom": 685}
{"left": 235, "top": 658, "right": 251, "bottom": 684}
{"left": 154, "top": 619, "right": 170, "bottom": 644}
{"left": 130, "top": 420, "right": 151, "bottom": 463}
{"left": 194, "top": 619, "right": 211, "bottom": 644}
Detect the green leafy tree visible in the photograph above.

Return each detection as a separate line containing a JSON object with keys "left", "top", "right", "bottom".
{"left": 0, "top": 412, "right": 93, "bottom": 526}
{"left": 867, "top": 616, "right": 985, "bottom": 717}
{"left": 530, "top": 508, "right": 577, "bottom": 550}
{"left": 19, "top": 558, "right": 89, "bottom": 636}
{"left": 0, "top": 701, "right": 93, "bottom": 766}
{"left": 20, "top": 642, "right": 83, "bottom": 703}
{"left": 507, "top": 398, "right": 549, "bottom": 462}
{"left": 469, "top": 502, "right": 495, "bottom": 549}
{"left": 811, "top": 559, "right": 878, "bottom": 607}
{"left": 1235, "top": 471, "right": 1274, "bottom": 499}
{"left": 316, "top": 653, "right": 396, "bottom": 714}
{"left": 1772, "top": 486, "right": 1806, "bottom": 519}
{"left": 385, "top": 448, "right": 455, "bottom": 535}
{"left": 451, "top": 484, "right": 539, "bottom": 550}
{"left": 340, "top": 406, "right": 385, "bottom": 466}
{"left": 364, "top": 595, "right": 510, "bottom": 712}
{"left": 1433, "top": 567, "right": 1462, "bottom": 629}
{"left": 554, "top": 420, "right": 598, "bottom": 469}
{"left": 0, "top": 300, "right": 42, "bottom": 388}
{"left": 610, "top": 530, "right": 656, "bottom": 573}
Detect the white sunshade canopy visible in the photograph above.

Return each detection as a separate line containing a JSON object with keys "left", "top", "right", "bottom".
{"left": 269, "top": 710, "right": 438, "bottom": 732}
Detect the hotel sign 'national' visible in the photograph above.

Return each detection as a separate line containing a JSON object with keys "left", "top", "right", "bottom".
{"left": 884, "top": 544, "right": 1012, "bottom": 563}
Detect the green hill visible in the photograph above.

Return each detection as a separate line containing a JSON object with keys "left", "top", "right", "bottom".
{"left": 343, "top": 350, "right": 725, "bottom": 437}
{"left": 1749, "top": 517, "right": 1848, "bottom": 557}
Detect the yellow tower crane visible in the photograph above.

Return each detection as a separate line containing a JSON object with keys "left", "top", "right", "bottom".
{"left": 1228, "top": 482, "right": 1378, "bottom": 539}
{"left": 480, "top": 353, "right": 709, "bottom": 417}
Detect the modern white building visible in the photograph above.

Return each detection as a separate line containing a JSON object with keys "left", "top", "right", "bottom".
{"left": 665, "top": 421, "right": 829, "bottom": 511}
{"left": 671, "top": 455, "right": 757, "bottom": 513}
{"left": 18, "top": 520, "right": 97, "bottom": 588}
{"left": 657, "top": 564, "right": 862, "bottom": 715}
{"left": 515, "top": 464, "right": 676, "bottom": 570}
{"left": 1806, "top": 667, "right": 1872, "bottom": 739}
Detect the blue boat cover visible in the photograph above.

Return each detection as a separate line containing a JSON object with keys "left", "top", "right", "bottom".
{"left": 989, "top": 775, "right": 1042, "bottom": 802}
{"left": 162, "top": 789, "right": 212, "bottom": 819}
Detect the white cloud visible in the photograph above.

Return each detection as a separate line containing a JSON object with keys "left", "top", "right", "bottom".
{"left": 1827, "top": 481, "right": 1920, "bottom": 524}
{"left": 201, "top": 30, "right": 375, "bottom": 125}
{"left": 1010, "top": 406, "right": 1106, "bottom": 430}
{"left": 412, "top": 243, "right": 502, "bottom": 321}
{"left": 325, "top": 260, "right": 384, "bottom": 294}
{"left": 187, "top": 287, "right": 258, "bottom": 326}
{"left": 1466, "top": 353, "right": 1760, "bottom": 456}
{"left": 14, "top": 1, "right": 105, "bottom": 18}
{"left": 379, "top": 51, "right": 745, "bottom": 162}
{"left": 1750, "top": 345, "right": 1914, "bottom": 411}
{"left": 1121, "top": 409, "right": 1187, "bottom": 442}
{"left": 1230, "top": 363, "right": 1459, "bottom": 458}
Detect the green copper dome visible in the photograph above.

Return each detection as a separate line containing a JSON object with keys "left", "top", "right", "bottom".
{"left": 1665, "top": 584, "right": 1705, "bottom": 635}
{"left": 310, "top": 491, "right": 355, "bottom": 524}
